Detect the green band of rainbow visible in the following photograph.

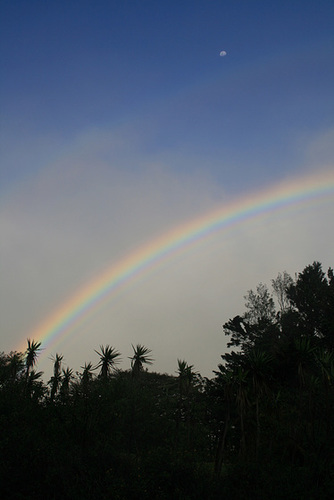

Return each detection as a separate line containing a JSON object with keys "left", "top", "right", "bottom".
{"left": 19, "top": 170, "right": 334, "bottom": 355}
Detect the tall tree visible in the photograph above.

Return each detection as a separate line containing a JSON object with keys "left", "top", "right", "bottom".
{"left": 175, "top": 359, "right": 199, "bottom": 448}
{"left": 79, "top": 362, "right": 95, "bottom": 396}
{"left": 94, "top": 345, "right": 121, "bottom": 379}
{"left": 271, "top": 271, "right": 293, "bottom": 313}
{"left": 49, "top": 353, "right": 63, "bottom": 401}
{"left": 212, "top": 366, "right": 235, "bottom": 476}
{"left": 234, "top": 366, "right": 250, "bottom": 458}
{"left": 224, "top": 282, "right": 279, "bottom": 354}
{"left": 244, "top": 349, "right": 273, "bottom": 460}
{"left": 26, "top": 369, "right": 44, "bottom": 399}
{"left": 177, "top": 359, "right": 197, "bottom": 397}
{"left": 129, "top": 344, "right": 153, "bottom": 377}
{"left": 287, "top": 261, "right": 334, "bottom": 345}
{"left": 7, "top": 351, "right": 25, "bottom": 381}
{"left": 60, "top": 367, "right": 73, "bottom": 399}
{"left": 25, "top": 339, "right": 42, "bottom": 384}
{"left": 244, "top": 283, "right": 276, "bottom": 324}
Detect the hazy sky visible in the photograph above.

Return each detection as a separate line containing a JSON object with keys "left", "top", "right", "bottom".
{"left": 1, "top": 0, "right": 333, "bottom": 379}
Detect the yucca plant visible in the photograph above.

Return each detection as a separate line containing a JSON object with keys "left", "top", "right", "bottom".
{"left": 129, "top": 344, "right": 153, "bottom": 377}
{"left": 94, "top": 345, "right": 121, "bottom": 379}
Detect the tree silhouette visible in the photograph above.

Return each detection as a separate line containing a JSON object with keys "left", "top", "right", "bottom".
{"left": 7, "top": 351, "right": 25, "bottom": 381}
{"left": 49, "top": 353, "right": 63, "bottom": 401}
{"left": 129, "top": 344, "right": 153, "bottom": 377}
{"left": 272, "top": 271, "right": 293, "bottom": 313}
{"left": 60, "top": 367, "right": 73, "bottom": 399}
{"left": 287, "top": 261, "right": 333, "bottom": 342}
{"left": 244, "top": 349, "right": 273, "bottom": 460}
{"left": 94, "top": 345, "right": 121, "bottom": 379}
{"left": 26, "top": 368, "right": 44, "bottom": 398}
{"left": 24, "top": 339, "right": 41, "bottom": 387}
{"left": 1, "top": 261, "right": 333, "bottom": 499}
{"left": 79, "top": 361, "right": 95, "bottom": 394}
{"left": 212, "top": 366, "right": 235, "bottom": 475}
{"left": 177, "top": 359, "right": 197, "bottom": 397}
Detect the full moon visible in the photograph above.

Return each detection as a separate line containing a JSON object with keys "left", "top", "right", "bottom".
{"left": 220, "top": 50, "right": 227, "bottom": 57}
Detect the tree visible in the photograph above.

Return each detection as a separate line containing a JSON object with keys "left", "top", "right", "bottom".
{"left": 234, "top": 366, "right": 250, "bottom": 458}
{"left": 177, "top": 359, "right": 197, "bottom": 397}
{"left": 224, "top": 315, "right": 252, "bottom": 351}
{"left": 287, "top": 261, "right": 334, "bottom": 345}
{"left": 244, "top": 283, "right": 276, "bottom": 324}
{"left": 223, "top": 283, "right": 279, "bottom": 354}
{"left": 244, "top": 349, "right": 273, "bottom": 460}
{"left": 60, "top": 367, "right": 73, "bottom": 399}
{"left": 174, "top": 359, "right": 200, "bottom": 449}
{"left": 26, "top": 369, "right": 44, "bottom": 399}
{"left": 292, "top": 338, "right": 317, "bottom": 388}
{"left": 129, "top": 344, "right": 153, "bottom": 377}
{"left": 25, "top": 339, "right": 42, "bottom": 386}
{"left": 272, "top": 271, "right": 293, "bottom": 313}
{"left": 79, "top": 362, "right": 95, "bottom": 396}
{"left": 212, "top": 366, "right": 235, "bottom": 475}
{"left": 49, "top": 353, "right": 63, "bottom": 401}
{"left": 94, "top": 345, "right": 121, "bottom": 379}
{"left": 219, "top": 261, "right": 334, "bottom": 488}
{"left": 213, "top": 354, "right": 251, "bottom": 461}
{"left": 316, "top": 348, "right": 334, "bottom": 386}
{"left": 3, "top": 351, "right": 25, "bottom": 383}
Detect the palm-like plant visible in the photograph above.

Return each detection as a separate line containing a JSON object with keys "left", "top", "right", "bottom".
{"left": 51, "top": 353, "right": 63, "bottom": 375}
{"left": 25, "top": 339, "right": 42, "bottom": 382}
{"left": 177, "top": 359, "right": 197, "bottom": 397}
{"left": 129, "top": 344, "right": 153, "bottom": 377}
{"left": 94, "top": 345, "right": 121, "bottom": 379}
{"left": 49, "top": 353, "right": 63, "bottom": 401}
{"left": 175, "top": 359, "right": 199, "bottom": 450}
{"left": 60, "top": 367, "right": 73, "bottom": 399}
{"left": 80, "top": 362, "right": 95, "bottom": 395}
{"left": 26, "top": 369, "right": 44, "bottom": 399}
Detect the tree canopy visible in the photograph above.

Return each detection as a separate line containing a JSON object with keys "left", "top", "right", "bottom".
{"left": 1, "top": 261, "right": 334, "bottom": 499}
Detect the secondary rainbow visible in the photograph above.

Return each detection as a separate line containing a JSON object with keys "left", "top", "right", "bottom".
{"left": 19, "top": 170, "right": 334, "bottom": 354}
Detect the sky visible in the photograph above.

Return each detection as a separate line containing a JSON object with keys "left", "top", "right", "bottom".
{"left": 1, "top": 0, "right": 333, "bottom": 380}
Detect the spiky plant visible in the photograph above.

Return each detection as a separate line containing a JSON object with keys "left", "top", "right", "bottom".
{"left": 94, "top": 345, "right": 121, "bottom": 379}
{"left": 25, "top": 339, "right": 42, "bottom": 382}
{"left": 129, "top": 344, "right": 153, "bottom": 377}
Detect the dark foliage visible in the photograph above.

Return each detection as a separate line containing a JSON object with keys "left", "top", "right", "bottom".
{"left": 1, "top": 262, "right": 334, "bottom": 498}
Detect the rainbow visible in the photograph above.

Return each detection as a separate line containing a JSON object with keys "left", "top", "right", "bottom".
{"left": 19, "top": 170, "right": 334, "bottom": 355}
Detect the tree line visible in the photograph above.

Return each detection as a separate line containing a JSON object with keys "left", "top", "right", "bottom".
{"left": 1, "top": 261, "right": 334, "bottom": 499}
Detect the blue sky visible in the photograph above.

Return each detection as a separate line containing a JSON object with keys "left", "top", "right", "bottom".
{"left": 1, "top": 1, "right": 333, "bottom": 378}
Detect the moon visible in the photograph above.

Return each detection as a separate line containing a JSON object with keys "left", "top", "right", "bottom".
{"left": 220, "top": 50, "right": 227, "bottom": 57}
